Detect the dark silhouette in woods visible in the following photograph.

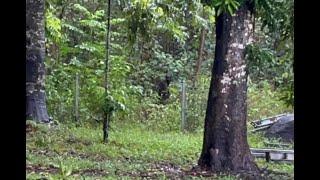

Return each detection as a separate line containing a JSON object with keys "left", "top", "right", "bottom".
{"left": 156, "top": 74, "right": 172, "bottom": 103}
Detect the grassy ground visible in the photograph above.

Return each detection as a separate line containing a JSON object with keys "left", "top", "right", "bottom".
{"left": 26, "top": 121, "right": 293, "bottom": 180}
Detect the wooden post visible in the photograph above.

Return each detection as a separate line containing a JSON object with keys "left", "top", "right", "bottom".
{"left": 60, "top": 103, "right": 64, "bottom": 122}
{"left": 266, "top": 152, "right": 270, "bottom": 162}
{"left": 181, "top": 79, "right": 186, "bottom": 131}
{"left": 74, "top": 73, "right": 79, "bottom": 123}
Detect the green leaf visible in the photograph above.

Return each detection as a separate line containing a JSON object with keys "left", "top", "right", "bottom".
{"left": 230, "top": 0, "right": 240, "bottom": 10}
{"left": 227, "top": 5, "right": 234, "bottom": 15}
{"left": 217, "top": 7, "right": 223, "bottom": 16}
{"left": 65, "top": 169, "right": 72, "bottom": 176}
{"left": 62, "top": 23, "right": 85, "bottom": 35}
{"left": 214, "top": 1, "right": 223, "bottom": 7}
{"left": 73, "top": 3, "right": 91, "bottom": 17}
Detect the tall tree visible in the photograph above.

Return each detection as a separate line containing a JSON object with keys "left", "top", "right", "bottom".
{"left": 26, "top": 0, "right": 50, "bottom": 123}
{"left": 198, "top": 0, "right": 259, "bottom": 172}
{"left": 192, "top": 28, "right": 207, "bottom": 87}
{"left": 103, "top": 0, "right": 111, "bottom": 143}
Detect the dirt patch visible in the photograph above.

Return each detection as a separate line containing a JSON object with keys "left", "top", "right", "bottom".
{"left": 73, "top": 168, "right": 110, "bottom": 176}
{"left": 115, "top": 162, "right": 186, "bottom": 179}
{"left": 66, "top": 135, "right": 93, "bottom": 146}
{"left": 26, "top": 161, "right": 293, "bottom": 179}
{"left": 26, "top": 123, "right": 39, "bottom": 135}
{"left": 26, "top": 164, "right": 59, "bottom": 174}
{"left": 27, "top": 150, "right": 293, "bottom": 179}
{"left": 28, "top": 148, "right": 109, "bottom": 162}
{"left": 183, "top": 166, "right": 293, "bottom": 180}
{"left": 27, "top": 164, "right": 110, "bottom": 177}
{"left": 28, "top": 149, "right": 57, "bottom": 157}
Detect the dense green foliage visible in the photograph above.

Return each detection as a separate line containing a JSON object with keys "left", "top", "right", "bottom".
{"left": 248, "top": 0, "right": 294, "bottom": 106}
{"left": 44, "top": 0, "right": 293, "bottom": 127}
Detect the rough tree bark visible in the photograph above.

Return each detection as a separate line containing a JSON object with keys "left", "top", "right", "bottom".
{"left": 198, "top": 1, "right": 259, "bottom": 173}
{"left": 26, "top": 0, "right": 50, "bottom": 123}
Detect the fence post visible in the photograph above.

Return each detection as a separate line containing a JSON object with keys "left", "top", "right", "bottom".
{"left": 181, "top": 79, "right": 186, "bottom": 131}
{"left": 74, "top": 73, "right": 80, "bottom": 123}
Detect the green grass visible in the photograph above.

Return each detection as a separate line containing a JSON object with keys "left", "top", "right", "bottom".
{"left": 27, "top": 121, "right": 293, "bottom": 179}
{"left": 247, "top": 82, "right": 293, "bottom": 122}
{"left": 27, "top": 77, "right": 294, "bottom": 179}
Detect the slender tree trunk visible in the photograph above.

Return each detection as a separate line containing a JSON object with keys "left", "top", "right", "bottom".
{"left": 192, "top": 28, "right": 207, "bottom": 87}
{"left": 26, "top": 0, "right": 50, "bottom": 123}
{"left": 198, "top": 2, "right": 258, "bottom": 173}
{"left": 103, "top": 0, "right": 111, "bottom": 143}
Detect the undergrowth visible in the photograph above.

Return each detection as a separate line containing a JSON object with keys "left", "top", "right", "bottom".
{"left": 27, "top": 121, "right": 293, "bottom": 179}
{"left": 27, "top": 82, "right": 294, "bottom": 179}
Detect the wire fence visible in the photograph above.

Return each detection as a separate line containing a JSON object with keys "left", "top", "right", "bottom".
{"left": 178, "top": 78, "right": 209, "bottom": 132}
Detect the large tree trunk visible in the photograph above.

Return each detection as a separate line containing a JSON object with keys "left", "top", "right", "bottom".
{"left": 198, "top": 2, "right": 258, "bottom": 173}
{"left": 26, "top": 0, "right": 50, "bottom": 123}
